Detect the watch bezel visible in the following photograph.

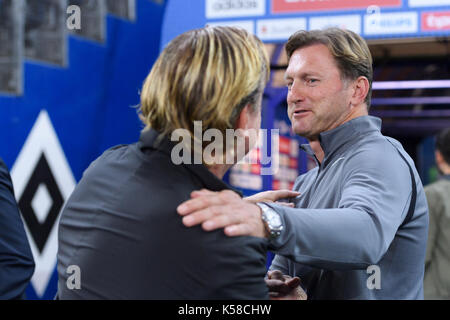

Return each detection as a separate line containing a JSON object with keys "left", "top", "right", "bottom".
{"left": 257, "top": 202, "right": 283, "bottom": 239}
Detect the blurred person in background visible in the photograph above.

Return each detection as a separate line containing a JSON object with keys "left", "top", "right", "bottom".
{"left": 177, "top": 28, "right": 429, "bottom": 299}
{"left": 0, "top": 158, "right": 35, "bottom": 299}
{"left": 424, "top": 128, "right": 450, "bottom": 300}
{"left": 56, "top": 26, "right": 301, "bottom": 299}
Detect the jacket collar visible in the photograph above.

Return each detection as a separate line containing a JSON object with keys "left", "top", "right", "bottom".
{"left": 138, "top": 128, "right": 242, "bottom": 195}
{"left": 319, "top": 116, "right": 381, "bottom": 157}
{"left": 300, "top": 116, "right": 382, "bottom": 167}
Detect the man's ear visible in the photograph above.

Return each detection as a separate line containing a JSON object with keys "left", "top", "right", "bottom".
{"left": 234, "top": 103, "right": 251, "bottom": 130}
{"left": 435, "top": 150, "right": 444, "bottom": 167}
{"left": 349, "top": 76, "right": 370, "bottom": 107}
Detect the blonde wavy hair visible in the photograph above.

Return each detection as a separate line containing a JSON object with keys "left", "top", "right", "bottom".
{"left": 139, "top": 26, "right": 270, "bottom": 140}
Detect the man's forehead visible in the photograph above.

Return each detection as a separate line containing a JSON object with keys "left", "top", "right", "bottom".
{"left": 285, "top": 45, "right": 336, "bottom": 77}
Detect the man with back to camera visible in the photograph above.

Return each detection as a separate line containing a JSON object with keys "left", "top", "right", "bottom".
{"left": 56, "top": 26, "right": 301, "bottom": 299}
{"left": 0, "top": 157, "right": 35, "bottom": 299}
{"left": 424, "top": 128, "right": 450, "bottom": 299}
{"left": 177, "top": 28, "right": 430, "bottom": 299}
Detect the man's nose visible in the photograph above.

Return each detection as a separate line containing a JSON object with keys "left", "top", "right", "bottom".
{"left": 287, "top": 81, "right": 306, "bottom": 104}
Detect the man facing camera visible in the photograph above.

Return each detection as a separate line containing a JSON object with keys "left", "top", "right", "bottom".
{"left": 57, "top": 27, "right": 275, "bottom": 299}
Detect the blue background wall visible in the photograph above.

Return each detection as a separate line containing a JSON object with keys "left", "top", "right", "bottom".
{"left": 0, "top": 0, "right": 166, "bottom": 299}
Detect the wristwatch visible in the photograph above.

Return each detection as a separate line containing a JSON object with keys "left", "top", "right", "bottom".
{"left": 256, "top": 202, "right": 283, "bottom": 240}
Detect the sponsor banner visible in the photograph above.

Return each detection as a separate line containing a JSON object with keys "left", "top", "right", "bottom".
{"left": 364, "top": 11, "right": 418, "bottom": 35}
{"left": 289, "top": 157, "right": 298, "bottom": 169}
{"left": 206, "top": 0, "right": 265, "bottom": 19}
{"left": 273, "top": 167, "right": 298, "bottom": 182}
{"left": 163, "top": 0, "right": 450, "bottom": 48}
{"left": 206, "top": 19, "right": 255, "bottom": 34}
{"left": 278, "top": 136, "right": 291, "bottom": 154}
{"left": 422, "top": 11, "right": 450, "bottom": 31}
{"left": 272, "top": 0, "right": 401, "bottom": 14}
{"left": 251, "top": 164, "right": 261, "bottom": 174}
{"left": 409, "top": 0, "right": 450, "bottom": 7}
{"left": 230, "top": 172, "right": 263, "bottom": 190}
{"left": 309, "top": 14, "right": 361, "bottom": 34}
{"left": 280, "top": 154, "right": 290, "bottom": 166}
{"left": 289, "top": 139, "right": 299, "bottom": 157}
{"left": 257, "top": 17, "right": 306, "bottom": 40}
{"left": 273, "top": 179, "right": 294, "bottom": 190}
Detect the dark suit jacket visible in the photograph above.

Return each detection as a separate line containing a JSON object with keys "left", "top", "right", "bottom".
{"left": 57, "top": 129, "right": 269, "bottom": 299}
{"left": 0, "top": 158, "right": 35, "bottom": 299}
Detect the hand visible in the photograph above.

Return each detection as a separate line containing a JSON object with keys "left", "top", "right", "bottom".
{"left": 177, "top": 189, "right": 267, "bottom": 238}
{"left": 244, "top": 190, "right": 300, "bottom": 208}
{"left": 266, "top": 270, "right": 307, "bottom": 300}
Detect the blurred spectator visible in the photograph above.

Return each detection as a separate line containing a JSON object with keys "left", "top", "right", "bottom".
{"left": 424, "top": 128, "right": 450, "bottom": 300}
{"left": 0, "top": 158, "right": 35, "bottom": 299}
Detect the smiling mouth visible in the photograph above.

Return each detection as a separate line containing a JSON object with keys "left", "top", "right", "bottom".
{"left": 293, "top": 110, "right": 310, "bottom": 117}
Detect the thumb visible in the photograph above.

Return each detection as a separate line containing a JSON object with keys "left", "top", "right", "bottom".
{"left": 286, "top": 277, "right": 301, "bottom": 289}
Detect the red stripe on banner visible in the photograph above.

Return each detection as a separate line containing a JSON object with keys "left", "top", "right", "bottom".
{"left": 422, "top": 11, "right": 450, "bottom": 31}
{"left": 272, "top": 0, "right": 401, "bottom": 14}
{"left": 279, "top": 136, "right": 291, "bottom": 154}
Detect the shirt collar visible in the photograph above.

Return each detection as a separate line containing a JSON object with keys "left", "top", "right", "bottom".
{"left": 300, "top": 143, "right": 319, "bottom": 166}
{"left": 300, "top": 143, "right": 315, "bottom": 157}
{"left": 318, "top": 115, "right": 382, "bottom": 158}
{"left": 138, "top": 128, "right": 242, "bottom": 195}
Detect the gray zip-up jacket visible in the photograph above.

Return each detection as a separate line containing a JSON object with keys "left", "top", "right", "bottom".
{"left": 268, "top": 116, "right": 429, "bottom": 299}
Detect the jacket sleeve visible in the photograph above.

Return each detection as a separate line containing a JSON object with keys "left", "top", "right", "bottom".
{"left": 424, "top": 185, "right": 443, "bottom": 267}
{"left": 269, "top": 254, "right": 290, "bottom": 274}
{"left": 0, "top": 159, "right": 35, "bottom": 299}
{"left": 267, "top": 147, "right": 415, "bottom": 271}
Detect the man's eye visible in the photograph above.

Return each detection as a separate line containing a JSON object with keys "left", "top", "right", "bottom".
{"left": 286, "top": 83, "right": 293, "bottom": 90}
{"left": 307, "top": 79, "right": 318, "bottom": 84}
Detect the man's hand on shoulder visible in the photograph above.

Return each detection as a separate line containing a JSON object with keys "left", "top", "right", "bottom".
{"left": 177, "top": 189, "right": 267, "bottom": 238}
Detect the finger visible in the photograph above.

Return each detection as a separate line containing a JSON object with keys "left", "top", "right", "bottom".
{"left": 276, "top": 202, "right": 295, "bottom": 208}
{"left": 243, "top": 196, "right": 272, "bottom": 204}
{"left": 270, "top": 190, "right": 301, "bottom": 201}
{"left": 286, "top": 277, "right": 301, "bottom": 289}
{"left": 265, "top": 279, "right": 290, "bottom": 294}
{"left": 181, "top": 206, "right": 223, "bottom": 227}
{"left": 223, "top": 222, "right": 254, "bottom": 237}
{"left": 177, "top": 194, "right": 225, "bottom": 216}
{"left": 200, "top": 208, "right": 241, "bottom": 231}
{"left": 269, "top": 270, "right": 284, "bottom": 281}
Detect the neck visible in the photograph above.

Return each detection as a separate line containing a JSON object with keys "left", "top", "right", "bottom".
{"left": 307, "top": 108, "right": 368, "bottom": 163}
{"left": 341, "top": 105, "right": 368, "bottom": 125}
{"left": 439, "top": 163, "right": 450, "bottom": 175}
{"left": 208, "top": 164, "right": 232, "bottom": 179}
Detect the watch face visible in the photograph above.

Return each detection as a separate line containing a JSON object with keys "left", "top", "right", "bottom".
{"left": 266, "top": 211, "right": 282, "bottom": 228}
{"left": 262, "top": 207, "right": 283, "bottom": 231}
